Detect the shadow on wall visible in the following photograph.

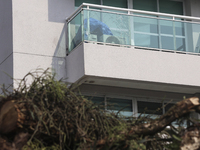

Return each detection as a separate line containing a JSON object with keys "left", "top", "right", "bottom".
{"left": 48, "top": 0, "right": 74, "bottom": 80}
{"left": 48, "top": 0, "right": 74, "bottom": 23}
{"left": 51, "top": 23, "right": 68, "bottom": 81}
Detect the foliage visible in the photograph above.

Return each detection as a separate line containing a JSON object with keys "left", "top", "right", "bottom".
{"left": 0, "top": 68, "right": 197, "bottom": 150}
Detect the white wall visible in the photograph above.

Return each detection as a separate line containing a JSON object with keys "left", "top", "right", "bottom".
{"left": 13, "top": 53, "right": 66, "bottom": 88}
{"left": 66, "top": 43, "right": 200, "bottom": 93}
{"left": 12, "top": 0, "right": 75, "bottom": 56}
{"left": 0, "top": 0, "right": 13, "bottom": 92}
{"left": 190, "top": 0, "right": 200, "bottom": 17}
{"left": 66, "top": 44, "right": 85, "bottom": 84}
{"left": 2, "top": 0, "right": 200, "bottom": 92}
{"left": 83, "top": 43, "right": 200, "bottom": 87}
{"left": 11, "top": 0, "right": 75, "bottom": 87}
{"left": 185, "top": 0, "right": 200, "bottom": 18}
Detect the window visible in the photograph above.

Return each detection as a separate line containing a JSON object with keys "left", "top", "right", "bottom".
{"left": 75, "top": 0, "right": 100, "bottom": 7}
{"left": 137, "top": 101, "right": 163, "bottom": 116}
{"left": 132, "top": 0, "right": 185, "bottom": 51}
{"left": 72, "top": 0, "right": 186, "bottom": 52}
{"left": 133, "top": 0, "right": 157, "bottom": 12}
{"left": 85, "top": 95, "right": 178, "bottom": 118}
{"left": 159, "top": 0, "right": 183, "bottom": 15}
{"left": 133, "top": 0, "right": 183, "bottom": 15}
{"left": 75, "top": 0, "right": 183, "bottom": 15}
{"left": 136, "top": 98, "right": 176, "bottom": 118}
{"left": 85, "top": 96, "right": 104, "bottom": 107}
{"left": 103, "top": 0, "right": 127, "bottom": 8}
{"left": 107, "top": 97, "right": 133, "bottom": 117}
{"left": 75, "top": 0, "right": 127, "bottom": 8}
{"left": 86, "top": 96, "right": 133, "bottom": 117}
{"left": 85, "top": 95, "right": 195, "bottom": 127}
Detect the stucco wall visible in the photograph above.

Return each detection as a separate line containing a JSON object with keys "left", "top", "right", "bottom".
{"left": 11, "top": 0, "right": 75, "bottom": 86}
{"left": 66, "top": 44, "right": 85, "bottom": 83}
{"left": 185, "top": 0, "right": 200, "bottom": 17}
{"left": 12, "top": 0, "right": 74, "bottom": 55}
{"left": 0, "top": 0, "right": 13, "bottom": 92}
{"left": 13, "top": 53, "right": 66, "bottom": 88}
{"left": 65, "top": 42, "right": 200, "bottom": 93}
{"left": 190, "top": 0, "right": 200, "bottom": 18}
{"left": 81, "top": 43, "right": 200, "bottom": 89}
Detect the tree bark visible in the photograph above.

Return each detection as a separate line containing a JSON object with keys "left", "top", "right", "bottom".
{"left": 0, "top": 132, "right": 29, "bottom": 150}
{"left": 0, "top": 97, "right": 200, "bottom": 149}
{"left": 0, "top": 100, "right": 18, "bottom": 134}
{"left": 96, "top": 97, "right": 200, "bottom": 146}
{"left": 180, "top": 126, "right": 200, "bottom": 150}
{"left": 129, "top": 97, "right": 199, "bottom": 136}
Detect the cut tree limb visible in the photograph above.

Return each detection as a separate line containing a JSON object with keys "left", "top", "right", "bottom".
{"left": 0, "top": 101, "right": 18, "bottom": 134}
{"left": 96, "top": 97, "right": 200, "bottom": 146}
{"left": 180, "top": 126, "right": 200, "bottom": 150}
{"left": 129, "top": 97, "right": 200, "bottom": 136}
{"left": 0, "top": 97, "right": 200, "bottom": 149}
{"left": 0, "top": 132, "right": 29, "bottom": 150}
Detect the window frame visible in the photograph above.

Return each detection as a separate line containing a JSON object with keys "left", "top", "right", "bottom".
{"left": 83, "top": 94, "right": 179, "bottom": 118}
{"left": 132, "top": 0, "right": 185, "bottom": 15}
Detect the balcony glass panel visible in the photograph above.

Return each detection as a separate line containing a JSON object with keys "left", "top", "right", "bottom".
{"left": 160, "top": 20, "right": 173, "bottom": 35}
{"left": 134, "top": 33, "right": 159, "bottom": 48}
{"left": 175, "top": 22, "right": 185, "bottom": 36}
{"left": 67, "top": 6, "right": 200, "bottom": 54}
{"left": 176, "top": 37, "right": 186, "bottom": 51}
{"left": 161, "top": 36, "right": 174, "bottom": 50}
{"left": 133, "top": 16, "right": 159, "bottom": 48}
{"left": 188, "top": 23, "right": 200, "bottom": 53}
{"left": 83, "top": 9, "right": 130, "bottom": 45}
{"left": 133, "top": 16, "right": 158, "bottom": 34}
{"left": 68, "top": 12, "right": 83, "bottom": 51}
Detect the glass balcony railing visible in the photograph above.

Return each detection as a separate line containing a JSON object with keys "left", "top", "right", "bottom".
{"left": 67, "top": 3, "right": 200, "bottom": 54}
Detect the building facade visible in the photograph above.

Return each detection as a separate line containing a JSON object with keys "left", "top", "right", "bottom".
{"left": 1, "top": 0, "right": 200, "bottom": 117}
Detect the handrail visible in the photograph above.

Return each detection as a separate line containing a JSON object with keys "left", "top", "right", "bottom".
{"left": 66, "top": 3, "right": 84, "bottom": 22}
{"left": 66, "top": 3, "right": 200, "bottom": 22}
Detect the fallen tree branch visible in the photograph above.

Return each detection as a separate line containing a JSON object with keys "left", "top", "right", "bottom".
{"left": 129, "top": 97, "right": 199, "bottom": 136}
{"left": 95, "top": 97, "right": 200, "bottom": 147}
{"left": 1, "top": 69, "right": 200, "bottom": 149}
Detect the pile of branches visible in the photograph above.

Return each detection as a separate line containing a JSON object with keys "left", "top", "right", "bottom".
{"left": 0, "top": 69, "right": 200, "bottom": 150}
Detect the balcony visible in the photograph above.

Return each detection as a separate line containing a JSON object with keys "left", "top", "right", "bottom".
{"left": 67, "top": 3, "right": 200, "bottom": 54}
{"left": 66, "top": 3, "right": 200, "bottom": 93}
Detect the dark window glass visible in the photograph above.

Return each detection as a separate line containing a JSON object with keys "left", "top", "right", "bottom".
{"left": 159, "top": 0, "right": 183, "bottom": 15}
{"left": 164, "top": 103, "right": 175, "bottom": 113}
{"left": 133, "top": 0, "right": 183, "bottom": 15}
{"left": 137, "top": 101, "right": 162, "bottom": 115}
{"left": 85, "top": 96, "right": 104, "bottom": 105}
{"left": 107, "top": 98, "right": 133, "bottom": 117}
{"left": 103, "top": 0, "right": 127, "bottom": 8}
{"left": 75, "top": 0, "right": 100, "bottom": 7}
{"left": 133, "top": 0, "right": 157, "bottom": 12}
{"left": 107, "top": 98, "right": 132, "bottom": 111}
